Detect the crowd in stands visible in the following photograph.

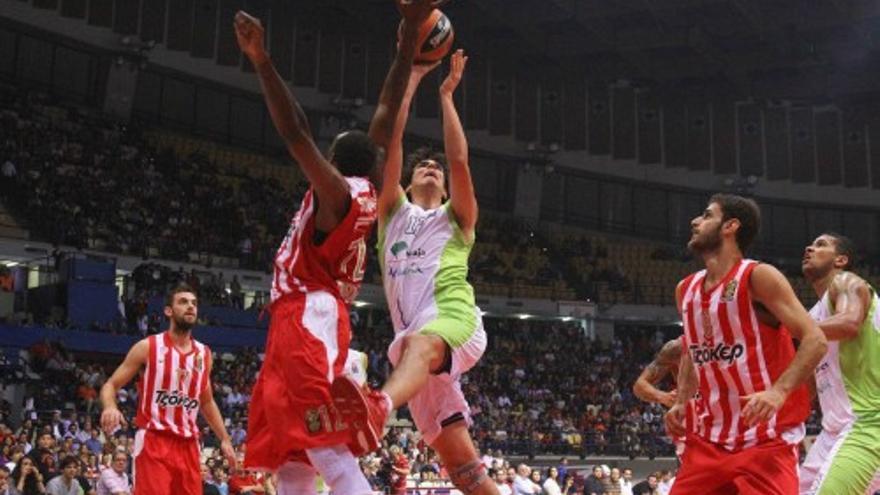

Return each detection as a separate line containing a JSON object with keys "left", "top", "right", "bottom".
{"left": 0, "top": 83, "right": 296, "bottom": 274}
{"left": 0, "top": 317, "right": 689, "bottom": 494}
{"left": 8, "top": 82, "right": 880, "bottom": 311}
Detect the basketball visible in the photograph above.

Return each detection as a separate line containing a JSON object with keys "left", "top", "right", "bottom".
{"left": 399, "top": 9, "right": 454, "bottom": 63}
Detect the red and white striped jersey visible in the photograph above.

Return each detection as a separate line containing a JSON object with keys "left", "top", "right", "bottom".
{"left": 135, "top": 332, "right": 210, "bottom": 439}
{"left": 271, "top": 177, "right": 377, "bottom": 304}
{"left": 679, "top": 259, "right": 809, "bottom": 451}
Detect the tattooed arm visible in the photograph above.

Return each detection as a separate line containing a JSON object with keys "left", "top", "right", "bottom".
{"left": 633, "top": 338, "right": 683, "bottom": 407}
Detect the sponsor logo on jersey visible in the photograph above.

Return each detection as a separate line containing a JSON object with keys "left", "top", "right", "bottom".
{"left": 390, "top": 241, "right": 426, "bottom": 259}
{"left": 154, "top": 390, "right": 200, "bottom": 411}
{"left": 722, "top": 279, "right": 738, "bottom": 301}
{"left": 391, "top": 241, "right": 408, "bottom": 257}
{"left": 689, "top": 343, "right": 745, "bottom": 366}
{"left": 194, "top": 354, "right": 204, "bottom": 373}
{"left": 388, "top": 265, "right": 424, "bottom": 278}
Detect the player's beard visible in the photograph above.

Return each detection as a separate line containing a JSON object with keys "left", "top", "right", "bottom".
{"left": 688, "top": 223, "right": 722, "bottom": 254}
{"left": 172, "top": 314, "right": 196, "bottom": 332}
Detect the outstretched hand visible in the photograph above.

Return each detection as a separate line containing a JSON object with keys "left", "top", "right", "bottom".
{"left": 440, "top": 49, "right": 467, "bottom": 96}
{"left": 233, "top": 10, "right": 268, "bottom": 65}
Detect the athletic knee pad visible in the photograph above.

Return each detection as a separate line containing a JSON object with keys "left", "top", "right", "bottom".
{"left": 306, "top": 444, "right": 372, "bottom": 495}
{"left": 449, "top": 459, "right": 488, "bottom": 494}
{"left": 276, "top": 461, "right": 317, "bottom": 495}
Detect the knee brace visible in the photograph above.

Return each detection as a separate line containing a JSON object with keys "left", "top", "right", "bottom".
{"left": 449, "top": 459, "right": 489, "bottom": 494}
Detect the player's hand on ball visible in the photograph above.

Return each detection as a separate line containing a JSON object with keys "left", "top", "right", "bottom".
{"left": 233, "top": 11, "right": 268, "bottom": 64}
{"left": 440, "top": 49, "right": 467, "bottom": 96}
{"left": 396, "top": 0, "right": 448, "bottom": 24}
{"left": 100, "top": 406, "right": 126, "bottom": 434}
{"left": 664, "top": 403, "right": 686, "bottom": 437}
{"left": 740, "top": 388, "right": 786, "bottom": 427}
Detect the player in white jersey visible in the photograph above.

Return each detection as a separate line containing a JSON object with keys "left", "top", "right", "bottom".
{"left": 333, "top": 50, "right": 495, "bottom": 495}
{"left": 800, "top": 232, "right": 880, "bottom": 495}
{"left": 99, "top": 284, "right": 236, "bottom": 495}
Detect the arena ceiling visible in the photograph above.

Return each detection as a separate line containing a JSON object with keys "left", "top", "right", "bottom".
{"left": 350, "top": 0, "right": 880, "bottom": 101}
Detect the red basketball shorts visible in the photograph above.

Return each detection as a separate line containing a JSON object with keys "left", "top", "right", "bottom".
{"left": 133, "top": 429, "right": 200, "bottom": 495}
{"left": 670, "top": 434, "right": 799, "bottom": 495}
{"left": 245, "top": 291, "right": 353, "bottom": 472}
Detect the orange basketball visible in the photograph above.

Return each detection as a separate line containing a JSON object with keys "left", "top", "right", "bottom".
{"left": 398, "top": 9, "right": 454, "bottom": 63}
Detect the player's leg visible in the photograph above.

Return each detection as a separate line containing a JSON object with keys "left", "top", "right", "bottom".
{"left": 733, "top": 440, "right": 799, "bottom": 495}
{"left": 430, "top": 422, "right": 497, "bottom": 495}
{"left": 668, "top": 435, "right": 738, "bottom": 495}
{"left": 382, "top": 332, "right": 448, "bottom": 408}
{"left": 174, "top": 437, "right": 202, "bottom": 495}
{"left": 333, "top": 313, "right": 485, "bottom": 454}
{"left": 384, "top": 312, "right": 486, "bottom": 407}
{"left": 813, "top": 421, "right": 880, "bottom": 495}
{"left": 305, "top": 444, "right": 372, "bottom": 495}
{"left": 132, "top": 431, "right": 174, "bottom": 495}
{"left": 276, "top": 454, "right": 319, "bottom": 495}
{"left": 403, "top": 328, "right": 493, "bottom": 494}
{"left": 799, "top": 430, "right": 837, "bottom": 495}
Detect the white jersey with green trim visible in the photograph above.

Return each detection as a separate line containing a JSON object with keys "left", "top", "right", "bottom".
{"left": 810, "top": 287, "right": 880, "bottom": 433}
{"left": 378, "top": 197, "right": 475, "bottom": 336}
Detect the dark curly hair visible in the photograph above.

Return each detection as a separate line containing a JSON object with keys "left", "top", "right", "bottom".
{"left": 328, "top": 130, "right": 378, "bottom": 178}
{"left": 709, "top": 193, "right": 761, "bottom": 254}
{"left": 822, "top": 232, "right": 858, "bottom": 270}
{"left": 403, "top": 146, "right": 447, "bottom": 190}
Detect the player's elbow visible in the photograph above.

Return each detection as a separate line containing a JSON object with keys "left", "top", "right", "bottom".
{"left": 839, "top": 312, "right": 863, "bottom": 340}
{"left": 632, "top": 380, "right": 648, "bottom": 401}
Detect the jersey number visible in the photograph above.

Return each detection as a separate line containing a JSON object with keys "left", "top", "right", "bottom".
{"left": 338, "top": 239, "right": 367, "bottom": 303}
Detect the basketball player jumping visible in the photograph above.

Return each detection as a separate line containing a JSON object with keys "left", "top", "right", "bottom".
{"left": 232, "top": 2, "right": 441, "bottom": 494}
{"left": 664, "top": 194, "right": 827, "bottom": 494}
{"left": 100, "top": 284, "right": 236, "bottom": 495}
{"left": 332, "top": 49, "right": 496, "bottom": 495}
{"left": 799, "top": 232, "right": 880, "bottom": 495}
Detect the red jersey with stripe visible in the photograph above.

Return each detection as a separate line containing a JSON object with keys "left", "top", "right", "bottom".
{"left": 679, "top": 259, "right": 809, "bottom": 451}
{"left": 135, "top": 332, "right": 210, "bottom": 439}
{"left": 271, "top": 177, "right": 377, "bottom": 305}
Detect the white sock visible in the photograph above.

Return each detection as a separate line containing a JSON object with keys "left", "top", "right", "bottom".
{"left": 276, "top": 461, "right": 317, "bottom": 495}
{"left": 305, "top": 444, "right": 372, "bottom": 495}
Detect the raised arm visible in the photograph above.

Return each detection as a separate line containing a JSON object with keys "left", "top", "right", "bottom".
{"left": 439, "top": 49, "right": 477, "bottom": 239}
{"left": 819, "top": 271, "right": 871, "bottom": 341}
{"left": 100, "top": 339, "right": 148, "bottom": 433}
{"left": 378, "top": 62, "right": 440, "bottom": 221}
{"left": 633, "top": 338, "right": 682, "bottom": 407}
{"left": 743, "top": 263, "right": 828, "bottom": 427}
{"left": 368, "top": 0, "right": 446, "bottom": 160}
{"left": 199, "top": 351, "right": 236, "bottom": 468}
{"left": 234, "top": 11, "right": 349, "bottom": 233}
